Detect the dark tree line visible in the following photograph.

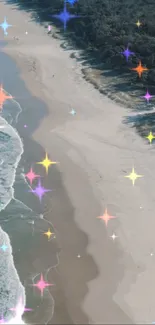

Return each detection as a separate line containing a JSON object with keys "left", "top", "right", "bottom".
{"left": 9, "top": 0, "right": 155, "bottom": 91}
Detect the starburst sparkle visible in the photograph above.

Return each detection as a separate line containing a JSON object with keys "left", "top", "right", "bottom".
{"left": 29, "top": 179, "right": 51, "bottom": 202}
{"left": 51, "top": 3, "right": 80, "bottom": 30}
{"left": 32, "top": 273, "right": 54, "bottom": 297}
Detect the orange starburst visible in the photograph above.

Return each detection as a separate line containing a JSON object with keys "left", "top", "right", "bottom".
{"left": 0, "top": 84, "right": 13, "bottom": 110}
{"left": 131, "top": 61, "right": 148, "bottom": 78}
{"left": 97, "top": 208, "right": 116, "bottom": 227}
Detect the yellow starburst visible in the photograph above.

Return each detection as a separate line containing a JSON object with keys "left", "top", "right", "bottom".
{"left": 125, "top": 167, "right": 143, "bottom": 186}
{"left": 44, "top": 228, "right": 54, "bottom": 240}
{"left": 146, "top": 131, "right": 155, "bottom": 144}
{"left": 136, "top": 20, "right": 142, "bottom": 27}
{"left": 37, "top": 153, "right": 58, "bottom": 174}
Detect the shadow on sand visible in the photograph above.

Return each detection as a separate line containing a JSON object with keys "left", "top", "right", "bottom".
{"left": 0, "top": 12, "right": 135, "bottom": 323}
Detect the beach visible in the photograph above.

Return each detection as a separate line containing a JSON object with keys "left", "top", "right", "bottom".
{"left": 0, "top": 0, "right": 155, "bottom": 324}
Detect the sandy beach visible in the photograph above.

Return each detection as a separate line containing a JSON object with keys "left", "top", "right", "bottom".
{"left": 0, "top": 0, "right": 155, "bottom": 323}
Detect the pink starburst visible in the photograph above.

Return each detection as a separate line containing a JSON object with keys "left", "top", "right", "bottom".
{"left": 141, "top": 90, "right": 153, "bottom": 103}
{"left": 48, "top": 25, "right": 52, "bottom": 32}
{"left": 0, "top": 316, "right": 5, "bottom": 324}
{"left": 32, "top": 273, "right": 54, "bottom": 297}
{"left": 97, "top": 208, "right": 116, "bottom": 227}
{"left": 10, "top": 297, "right": 32, "bottom": 315}
{"left": 25, "top": 167, "right": 40, "bottom": 185}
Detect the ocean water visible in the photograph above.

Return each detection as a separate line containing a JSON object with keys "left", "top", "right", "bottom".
{"left": 0, "top": 45, "right": 58, "bottom": 324}
{"left": 0, "top": 116, "right": 25, "bottom": 323}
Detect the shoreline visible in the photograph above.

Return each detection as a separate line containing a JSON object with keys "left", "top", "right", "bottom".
{"left": 0, "top": 49, "right": 90, "bottom": 324}
{"left": 1, "top": 1, "right": 136, "bottom": 323}
{"left": 6, "top": 42, "right": 132, "bottom": 324}
{"left": 1, "top": 0, "right": 155, "bottom": 323}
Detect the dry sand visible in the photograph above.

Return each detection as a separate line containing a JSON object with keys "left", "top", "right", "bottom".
{"left": 0, "top": 0, "right": 155, "bottom": 323}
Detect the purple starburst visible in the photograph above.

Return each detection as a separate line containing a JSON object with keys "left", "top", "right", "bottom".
{"left": 141, "top": 90, "right": 153, "bottom": 103}
{"left": 120, "top": 46, "right": 135, "bottom": 62}
{"left": 29, "top": 179, "right": 51, "bottom": 202}
{"left": 50, "top": 2, "right": 80, "bottom": 30}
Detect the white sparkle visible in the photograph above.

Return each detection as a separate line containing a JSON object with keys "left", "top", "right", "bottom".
{"left": 150, "top": 252, "right": 154, "bottom": 256}
{"left": 77, "top": 254, "right": 81, "bottom": 258}
{"left": 110, "top": 233, "right": 118, "bottom": 240}
{"left": 70, "top": 109, "right": 76, "bottom": 115}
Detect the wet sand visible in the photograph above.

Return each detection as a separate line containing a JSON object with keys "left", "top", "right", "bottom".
{"left": 0, "top": 49, "right": 132, "bottom": 324}
{"left": 0, "top": 0, "right": 154, "bottom": 324}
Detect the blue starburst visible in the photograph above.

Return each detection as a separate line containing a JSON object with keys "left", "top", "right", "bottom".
{"left": 0, "top": 17, "right": 12, "bottom": 35}
{"left": 0, "top": 243, "right": 8, "bottom": 252}
{"left": 66, "top": 0, "right": 78, "bottom": 6}
{"left": 50, "top": 3, "right": 80, "bottom": 31}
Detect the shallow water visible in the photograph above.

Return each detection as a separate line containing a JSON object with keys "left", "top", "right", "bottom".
{"left": 0, "top": 44, "right": 59, "bottom": 324}
{"left": 0, "top": 37, "right": 135, "bottom": 325}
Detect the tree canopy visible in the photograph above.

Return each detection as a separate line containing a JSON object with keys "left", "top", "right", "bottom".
{"left": 10, "top": 0, "right": 155, "bottom": 134}
{"left": 12, "top": 0, "right": 155, "bottom": 90}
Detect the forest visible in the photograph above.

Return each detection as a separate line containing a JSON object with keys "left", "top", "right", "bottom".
{"left": 7, "top": 0, "right": 155, "bottom": 92}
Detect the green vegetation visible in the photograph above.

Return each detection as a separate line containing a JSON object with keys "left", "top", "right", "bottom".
{"left": 8, "top": 0, "right": 155, "bottom": 134}
{"left": 9, "top": 0, "right": 155, "bottom": 90}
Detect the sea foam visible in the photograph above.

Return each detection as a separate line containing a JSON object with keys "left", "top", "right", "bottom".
{"left": 0, "top": 116, "right": 25, "bottom": 323}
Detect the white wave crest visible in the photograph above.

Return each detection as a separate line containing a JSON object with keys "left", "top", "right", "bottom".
{"left": 0, "top": 117, "right": 26, "bottom": 323}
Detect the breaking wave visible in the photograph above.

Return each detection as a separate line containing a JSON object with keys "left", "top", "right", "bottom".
{"left": 0, "top": 115, "right": 26, "bottom": 323}
{"left": 0, "top": 88, "right": 57, "bottom": 324}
